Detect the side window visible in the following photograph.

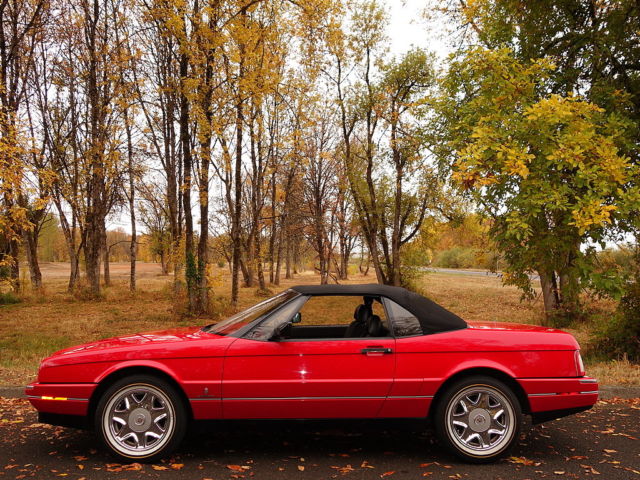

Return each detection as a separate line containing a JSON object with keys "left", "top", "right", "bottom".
{"left": 298, "top": 295, "right": 368, "bottom": 326}
{"left": 247, "top": 295, "right": 392, "bottom": 340}
{"left": 383, "top": 298, "right": 423, "bottom": 337}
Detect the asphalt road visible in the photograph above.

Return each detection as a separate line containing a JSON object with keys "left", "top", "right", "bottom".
{"left": 1, "top": 397, "right": 638, "bottom": 480}
{"left": 425, "top": 268, "right": 541, "bottom": 280}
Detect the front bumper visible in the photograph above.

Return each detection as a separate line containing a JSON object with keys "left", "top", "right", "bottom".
{"left": 25, "top": 382, "right": 97, "bottom": 416}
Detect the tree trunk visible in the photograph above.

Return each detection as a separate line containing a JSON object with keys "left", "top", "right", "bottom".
{"left": 244, "top": 239, "right": 255, "bottom": 287}
{"left": 85, "top": 219, "right": 102, "bottom": 296}
{"left": 179, "top": 49, "right": 196, "bottom": 313}
{"left": 231, "top": 96, "right": 243, "bottom": 306}
{"left": 539, "top": 270, "right": 560, "bottom": 322}
{"left": 197, "top": 141, "right": 211, "bottom": 312}
{"left": 123, "top": 105, "right": 137, "bottom": 292}
{"left": 54, "top": 201, "right": 80, "bottom": 291}
{"left": 268, "top": 175, "right": 276, "bottom": 284}
{"left": 559, "top": 271, "right": 580, "bottom": 318}
{"left": 390, "top": 116, "right": 402, "bottom": 287}
{"left": 256, "top": 231, "right": 266, "bottom": 290}
{"left": 285, "top": 234, "right": 292, "bottom": 279}
{"left": 69, "top": 249, "right": 80, "bottom": 291}
{"left": 102, "top": 224, "right": 110, "bottom": 287}
{"left": 9, "top": 238, "right": 20, "bottom": 293}
{"left": 23, "top": 229, "right": 42, "bottom": 291}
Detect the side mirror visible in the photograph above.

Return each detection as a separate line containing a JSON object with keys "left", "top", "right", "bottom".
{"left": 270, "top": 320, "right": 291, "bottom": 341}
{"left": 269, "top": 312, "right": 301, "bottom": 341}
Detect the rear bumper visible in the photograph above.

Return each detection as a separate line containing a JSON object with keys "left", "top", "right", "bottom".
{"left": 519, "top": 376, "right": 598, "bottom": 423}
{"left": 25, "top": 382, "right": 97, "bottom": 417}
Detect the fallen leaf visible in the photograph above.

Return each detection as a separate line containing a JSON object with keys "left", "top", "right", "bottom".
{"left": 73, "top": 456, "right": 88, "bottom": 462}
{"left": 76, "top": 465, "right": 84, "bottom": 470}
{"left": 580, "top": 465, "right": 600, "bottom": 475}
{"left": 227, "top": 465, "right": 251, "bottom": 472}
{"left": 152, "top": 465, "right": 169, "bottom": 471}
{"left": 380, "top": 471, "right": 395, "bottom": 478}
{"left": 603, "top": 449, "right": 617, "bottom": 454}
{"left": 170, "top": 463, "right": 184, "bottom": 470}
{"left": 554, "top": 472, "right": 565, "bottom": 475}
{"left": 508, "top": 456, "right": 538, "bottom": 466}
{"left": 330, "top": 465, "right": 355, "bottom": 474}
{"left": 125, "top": 463, "right": 143, "bottom": 471}
{"left": 298, "top": 465, "right": 305, "bottom": 471}
{"left": 361, "top": 461, "right": 374, "bottom": 469}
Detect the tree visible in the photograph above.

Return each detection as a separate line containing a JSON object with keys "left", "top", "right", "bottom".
{"left": 449, "top": 0, "right": 640, "bottom": 129}
{"left": 436, "top": 47, "right": 640, "bottom": 323}
{"left": 329, "top": 3, "right": 442, "bottom": 286}
{"left": 0, "top": 0, "right": 48, "bottom": 291}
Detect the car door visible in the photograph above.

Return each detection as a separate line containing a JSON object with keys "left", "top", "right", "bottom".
{"left": 222, "top": 295, "right": 396, "bottom": 419}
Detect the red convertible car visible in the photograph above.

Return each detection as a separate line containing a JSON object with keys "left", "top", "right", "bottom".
{"left": 26, "top": 284, "right": 598, "bottom": 463}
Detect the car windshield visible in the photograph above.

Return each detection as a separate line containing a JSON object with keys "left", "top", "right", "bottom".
{"left": 202, "top": 290, "right": 300, "bottom": 336}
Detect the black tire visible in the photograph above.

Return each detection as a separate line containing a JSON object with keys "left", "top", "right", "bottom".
{"left": 94, "top": 374, "right": 187, "bottom": 463}
{"left": 433, "top": 375, "right": 522, "bottom": 463}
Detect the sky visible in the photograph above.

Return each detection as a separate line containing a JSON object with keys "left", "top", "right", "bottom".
{"left": 387, "top": 0, "right": 451, "bottom": 59}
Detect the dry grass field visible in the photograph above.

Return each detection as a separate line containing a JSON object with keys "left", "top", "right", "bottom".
{"left": 1, "top": 262, "right": 638, "bottom": 386}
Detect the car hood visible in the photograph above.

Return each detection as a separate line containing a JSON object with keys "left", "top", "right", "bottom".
{"left": 52, "top": 326, "right": 210, "bottom": 356}
{"left": 39, "top": 326, "right": 232, "bottom": 370}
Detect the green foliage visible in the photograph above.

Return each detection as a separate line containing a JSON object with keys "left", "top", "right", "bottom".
{"left": 401, "top": 242, "right": 432, "bottom": 267}
{"left": 590, "top": 281, "right": 640, "bottom": 362}
{"left": 596, "top": 247, "right": 638, "bottom": 280}
{"left": 434, "top": 247, "right": 477, "bottom": 269}
{"left": 435, "top": 47, "right": 640, "bottom": 315}
{"left": 185, "top": 251, "right": 200, "bottom": 290}
{"left": 457, "top": 0, "right": 640, "bottom": 144}
{"left": 0, "top": 291, "right": 20, "bottom": 305}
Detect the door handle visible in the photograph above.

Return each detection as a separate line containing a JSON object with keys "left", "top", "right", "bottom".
{"left": 361, "top": 347, "right": 393, "bottom": 355}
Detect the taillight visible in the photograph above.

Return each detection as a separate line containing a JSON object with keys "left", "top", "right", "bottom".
{"left": 574, "top": 350, "right": 585, "bottom": 376}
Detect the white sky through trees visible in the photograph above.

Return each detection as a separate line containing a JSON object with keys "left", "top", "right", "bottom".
{"left": 107, "top": 0, "right": 451, "bottom": 234}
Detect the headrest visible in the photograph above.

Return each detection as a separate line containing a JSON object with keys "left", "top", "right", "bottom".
{"left": 367, "top": 314, "right": 383, "bottom": 336}
{"left": 354, "top": 304, "right": 372, "bottom": 323}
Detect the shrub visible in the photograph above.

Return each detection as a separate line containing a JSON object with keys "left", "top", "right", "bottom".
{"left": 590, "top": 280, "right": 640, "bottom": 362}
{"left": 434, "top": 247, "right": 477, "bottom": 269}
{"left": 0, "top": 291, "right": 21, "bottom": 305}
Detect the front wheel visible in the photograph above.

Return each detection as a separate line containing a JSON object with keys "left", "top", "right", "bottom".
{"left": 434, "top": 376, "right": 522, "bottom": 463}
{"left": 95, "top": 375, "right": 187, "bottom": 463}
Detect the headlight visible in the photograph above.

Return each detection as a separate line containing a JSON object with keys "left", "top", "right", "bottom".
{"left": 574, "top": 350, "right": 585, "bottom": 376}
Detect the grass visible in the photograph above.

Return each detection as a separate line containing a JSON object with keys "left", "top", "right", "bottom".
{"left": 1, "top": 263, "right": 638, "bottom": 386}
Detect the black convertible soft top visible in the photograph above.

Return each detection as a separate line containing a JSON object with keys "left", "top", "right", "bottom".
{"left": 291, "top": 284, "right": 467, "bottom": 334}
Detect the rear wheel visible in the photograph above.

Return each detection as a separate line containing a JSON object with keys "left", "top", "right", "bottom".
{"left": 95, "top": 375, "right": 187, "bottom": 462}
{"left": 434, "top": 376, "right": 522, "bottom": 463}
